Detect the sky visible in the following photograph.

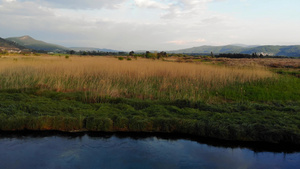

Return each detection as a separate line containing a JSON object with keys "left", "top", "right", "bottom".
{"left": 0, "top": 0, "right": 300, "bottom": 51}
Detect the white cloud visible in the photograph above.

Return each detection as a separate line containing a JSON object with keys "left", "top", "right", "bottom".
{"left": 134, "top": 0, "right": 169, "bottom": 9}
{"left": 4, "top": 0, "right": 16, "bottom": 2}
{"left": 167, "top": 38, "right": 206, "bottom": 45}
{"left": 3, "top": 0, "right": 129, "bottom": 9}
{"left": 0, "top": 1, "right": 53, "bottom": 16}
{"left": 50, "top": 0, "right": 128, "bottom": 9}
{"left": 159, "top": 0, "right": 216, "bottom": 19}
{"left": 132, "top": 0, "right": 220, "bottom": 19}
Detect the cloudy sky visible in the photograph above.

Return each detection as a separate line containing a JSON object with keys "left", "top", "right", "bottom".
{"left": 0, "top": 0, "right": 299, "bottom": 50}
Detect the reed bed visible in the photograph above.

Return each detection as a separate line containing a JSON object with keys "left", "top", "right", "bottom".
{"left": 0, "top": 55, "right": 274, "bottom": 102}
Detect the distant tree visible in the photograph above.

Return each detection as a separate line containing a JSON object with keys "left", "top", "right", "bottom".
{"left": 157, "top": 51, "right": 168, "bottom": 59}
{"left": 211, "top": 51, "right": 214, "bottom": 58}
{"left": 254, "top": 52, "right": 258, "bottom": 58}
{"left": 145, "top": 51, "right": 151, "bottom": 58}
{"left": 118, "top": 52, "right": 126, "bottom": 56}
{"left": 129, "top": 51, "right": 134, "bottom": 56}
{"left": 69, "top": 50, "right": 75, "bottom": 55}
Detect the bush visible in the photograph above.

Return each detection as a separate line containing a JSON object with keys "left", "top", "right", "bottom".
{"left": 112, "top": 116, "right": 129, "bottom": 131}
{"left": 128, "top": 116, "right": 150, "bottom": 131}
{"left": 118, "top": 57, "right": 124, "bottom": 60}
{"left": 85, "top": 117, "right": 113, "bottom": 131}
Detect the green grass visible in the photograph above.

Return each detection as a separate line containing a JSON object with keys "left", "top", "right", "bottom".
{"left": 0, "top": 86, "right": 300, "bottom": 144}
{"left": 275, "top": 69, "right": 300, "bottom": 78}
{"left": 216, "top": 75, "right": 300, "bottom": 103}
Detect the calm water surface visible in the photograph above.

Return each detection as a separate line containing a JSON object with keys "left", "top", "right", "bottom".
{"left": 0, "top": 133, "right": 299, "bottom": 169}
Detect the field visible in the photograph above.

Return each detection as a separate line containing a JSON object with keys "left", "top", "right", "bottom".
{"left": 0, "top": 55, "right": 275, "bottom": 101}
{"left": 0, "top": 54, "right": 300, "bottom": 145}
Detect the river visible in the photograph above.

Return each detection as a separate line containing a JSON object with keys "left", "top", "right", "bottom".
{"left": 0, "top": 132, "right": 299, "bottom": 169}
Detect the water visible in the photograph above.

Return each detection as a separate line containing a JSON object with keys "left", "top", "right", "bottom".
{"left": 0, "top": 132, "right": 299, "bottom": 169}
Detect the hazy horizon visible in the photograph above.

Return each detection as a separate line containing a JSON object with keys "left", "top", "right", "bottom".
{"left": 1, "top": 0, "right": 300, "bottom": 51}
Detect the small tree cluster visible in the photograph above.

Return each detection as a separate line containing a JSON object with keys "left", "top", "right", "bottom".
{"left": 66, "top": 50, "right": 128, "bottom": 56}
{"left": 157, "top": 51, "right": 167, "bottom": 59}
{"left": 129, "top": 51, "right": 134, "bottom": 56}
{"left": 145, "top": 51, "right": 168, "bottom": 59}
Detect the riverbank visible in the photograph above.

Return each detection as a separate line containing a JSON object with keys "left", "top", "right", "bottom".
{"left": 1, "top": 89, "right": 300, "bottom": 145}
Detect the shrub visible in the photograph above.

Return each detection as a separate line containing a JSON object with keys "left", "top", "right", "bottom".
{"left": 85, "top": 117, "right": 113, "bottom": 131}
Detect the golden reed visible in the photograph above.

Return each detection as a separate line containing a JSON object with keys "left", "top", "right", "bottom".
{"left": 0, "top": 55, "right": 274, "bottom": 101}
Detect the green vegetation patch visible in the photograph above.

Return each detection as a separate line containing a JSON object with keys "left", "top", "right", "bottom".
{"left": 276, "top": 69, "right": 300, "bottom": 78}
{"left": 0, "top": 89, "right": 300, "bottom": 145}
{"left": 216, "top": 76, "right": 300, "bottom": 102}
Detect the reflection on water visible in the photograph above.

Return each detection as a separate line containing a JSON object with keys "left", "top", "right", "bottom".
{"left": 0, "top": 132, "right": 299, "bottom": 169}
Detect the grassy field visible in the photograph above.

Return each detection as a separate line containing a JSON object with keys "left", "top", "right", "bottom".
{"left": 0, "top": 54, "right": 300, "bottom": 145}
{"left": 0, "top": 54, "right": 274, "bottom": 102}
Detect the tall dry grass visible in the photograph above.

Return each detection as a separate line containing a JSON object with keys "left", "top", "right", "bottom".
{"left": 0, "top": 55, "right": 274, "bottom": 101}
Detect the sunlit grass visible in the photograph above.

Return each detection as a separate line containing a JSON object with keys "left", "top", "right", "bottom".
{"left": 0, "top": 55, "right": 274, "bottom": 102}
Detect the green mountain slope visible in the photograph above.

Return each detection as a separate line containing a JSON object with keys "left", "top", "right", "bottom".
{"left": 6, "top": 36, "right": 70, "bottom": 52}
{"left": 0, "top": 37, "right": 27, "bottom": 51}
{"left": 170, "top": 45, "right": 246, "bottom": 54}
{"left": 278, "top": 46, "right": 300, "bottom": 57}
{"left": 170, "top": 45, "right": 300, "bottom": 57}
{"left": 241, "top": 46, "right": 282, "bottom": 55}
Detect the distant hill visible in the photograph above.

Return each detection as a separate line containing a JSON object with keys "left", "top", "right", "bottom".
{"left": 241, "top": 45, "right": 300, "bottom": 57}
{"left": 6, "top": 36, "right": 70, "bottom": 52}
{"left": 0, "top": 37, "right": 28, "bottom": 52}
{"left": 70, "top": 47, "right": 121, "bottom": 53}
{"left": 170, "top": 45, "right": 300, "bottom": 57}
{"left": 4, "top": 35, "right": 300, "bottom": 57}
{"left": 170, "top": 45, "right": 245, "bottom": 54}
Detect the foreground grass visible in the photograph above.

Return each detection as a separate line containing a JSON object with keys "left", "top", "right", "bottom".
{"left": 0, "top": 55, "right": 300, "bottom": 145}
{"left": 0, "top": 88, "right": 299, "bottom": 144}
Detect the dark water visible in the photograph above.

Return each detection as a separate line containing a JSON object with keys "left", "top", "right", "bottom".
{"left": 0, "top": 132, "right": 299, "bottom": 169}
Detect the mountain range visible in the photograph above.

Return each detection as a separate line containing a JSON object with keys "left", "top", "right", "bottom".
{"left": 4, "top": 36, "right": 121, "bottom": 53}
{"left": 1, "top": 35, "right": 300, "bottom": 57}
{"left": 69, "top": 47, "right": 121, "bottom": 53}
{"left": 170, "top": 45, "right": 300, "bottom": 57}
{"left": 6, "top": 36, "right": 69, "bottom": 52}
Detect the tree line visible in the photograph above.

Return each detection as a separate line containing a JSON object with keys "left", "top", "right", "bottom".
{"left": 67, "top": 50, "right": 169, "bottom": 59}
{"left": 61, "top": 50, "right": 292, "bottom": 59}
